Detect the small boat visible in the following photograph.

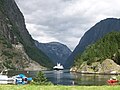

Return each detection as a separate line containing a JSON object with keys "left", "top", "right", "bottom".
{"left": 12, "top": 74, "right": 32, "bottom": 84}
{"left": 0, "top": 69, "right": 14, "bottom": 84}
{"left": 107, "top": 76, "right": 119, "bottom": 85}
{"left": 53, "top": 63, "right": 64, "bottom": 70}
{"left": 107, "top": 79, "right": 119, "bottom": 83}
{"left": 0, "top": 75, "right": 14, "bottom": 84}
{"left": 0, "top": 69, "right": 32, "bottom": 84}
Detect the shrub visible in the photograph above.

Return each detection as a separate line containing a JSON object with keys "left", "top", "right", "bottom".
{"left": 31, "top": 71, "right": 53, "bottom": 85}
{"left": 2, "top": 50, "right": 17, "bottom": 59}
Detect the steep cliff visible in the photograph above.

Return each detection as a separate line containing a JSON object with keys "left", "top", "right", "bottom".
{"left": 66, "top": 18, "right": 120, "bottom": 68}
{"left": 71, "top": 31, "right": 120, "bottom": 73}
{"left": 35, "top": 41, "right": 71, "bottom": 67}
{"left": 0, "top": 0, "right": 52, "bottom": 70}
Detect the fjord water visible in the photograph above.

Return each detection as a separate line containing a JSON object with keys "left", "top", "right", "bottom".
{"left": 8, "top": 70, "right": 116, "bottom": 85}
{"left": 43, "top": 70, "right": 110, "bottom": 85}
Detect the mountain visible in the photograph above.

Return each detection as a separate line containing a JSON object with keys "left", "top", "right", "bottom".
{"left": 0, "top": 0, "right": 53, "bottom": 70}
{"left": 71, "top": 31, "right": 120, "bottom": 73}
{"left": 35, "top": 41, "right": 72, "bottom": 67}
{"left": 66, "top": 18, "right": 120, "bottom": 68}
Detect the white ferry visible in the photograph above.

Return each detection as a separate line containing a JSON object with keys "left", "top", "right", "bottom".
{"left": 53, "top": 63, "right": 64, "bottom": 70}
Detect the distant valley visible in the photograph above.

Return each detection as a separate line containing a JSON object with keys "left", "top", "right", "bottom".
{"left": 35, "top": 41, "right": 72, "bottom": 67}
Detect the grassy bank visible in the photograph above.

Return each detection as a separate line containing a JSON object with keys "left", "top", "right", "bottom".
{"left": 0, "top": 85, "right": 120, "bottom": 90}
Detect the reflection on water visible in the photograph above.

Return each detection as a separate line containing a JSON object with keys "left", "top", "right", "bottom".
{"left": 44, "top": 70, "right": 117, "bottom": 85}
{"left": 54, "top": 70, "right": 63, "bottom": 84}
{"left": 45, "top": 70, "right": 75, "bottom": 85}
{"left": 7, "top": 70, "right": 118, "bottom": 86}
{"left": 72, "top": 73, "right": 108, "bottom": 86}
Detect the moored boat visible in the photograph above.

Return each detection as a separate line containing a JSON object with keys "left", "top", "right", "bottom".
{"left": 107, "top": 76, "right": 119, "bottom": 85}
{"left": 0, "top": 70, "right": 32, "bottom": 84}
{"left": 0, "top": 70, "right": 14, "bottom": 84}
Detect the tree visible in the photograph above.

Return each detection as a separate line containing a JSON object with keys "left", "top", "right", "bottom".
{"left": 31, "top": 71, "right": 52, "bottom": 85}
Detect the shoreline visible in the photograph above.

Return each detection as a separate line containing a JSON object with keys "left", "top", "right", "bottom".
{"left": 70, "top": 71, "right": 120, "bottom": 75}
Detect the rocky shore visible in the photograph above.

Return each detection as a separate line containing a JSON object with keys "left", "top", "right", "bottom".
{"left": 70, "top": 59, "right": 120, "bottom": 75}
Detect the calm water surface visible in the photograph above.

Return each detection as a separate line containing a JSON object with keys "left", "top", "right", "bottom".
{"left": 8, "top": 70, "right": 116, "bottom": 86}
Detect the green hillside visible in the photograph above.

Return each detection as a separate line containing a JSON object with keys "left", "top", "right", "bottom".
{"left": 74, "top": 31, "right": 120, "bottom": 67}
{"left": 0, "top": 0, "right": 53, "bottom": 69}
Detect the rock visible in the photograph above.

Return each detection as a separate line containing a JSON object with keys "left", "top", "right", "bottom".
{"left": 110, "top": 71, "right": 117, "bottom": 74}
{"left": 70, "top": 67, "right": 77, "bottom": 72}
{"left": 24, "top": 60, "right": 47, "bottom": 71}
{"left": 70, "top": 59, "right": 120, "bottom": 74}
{"left": 100, "top": 59, "right": 120, "bottom": 73}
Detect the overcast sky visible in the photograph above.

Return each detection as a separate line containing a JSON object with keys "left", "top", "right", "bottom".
{"left": 15, "top": 0, "right": 120, "bottom": 51}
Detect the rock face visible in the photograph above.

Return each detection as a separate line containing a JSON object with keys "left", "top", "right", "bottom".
{"left": 70, "top": 59, "right": 120, "bottom": 73}
{"left": 35, "top": 41, "right": 72, "bottom": 67}
{"left": 0, "top": 0, "right": 52, "bottom": 70}
{"left": 66, "top": 18, "right": 120, "bottom": 68}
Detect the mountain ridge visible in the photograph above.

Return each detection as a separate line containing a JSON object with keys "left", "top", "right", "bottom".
{"left": 71, "top": 31, "right": 120, "bottom": 73}
{"left": 66, "top": 18, "right": 120, "bottom": 68}
{"left": 35, "top": 41, "right": 72, "bottom": 67}
{"left": 0, "top": 0, "right": 53, "bottom": 70}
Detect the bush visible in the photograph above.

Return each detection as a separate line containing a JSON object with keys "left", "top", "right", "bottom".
{"left": 31, "top": 71, "right": 53, "bottom": 85}
{"left": 2, "top": 50, "right": 17, "bottom": 59}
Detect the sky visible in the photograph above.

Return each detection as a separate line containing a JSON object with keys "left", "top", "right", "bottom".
{"left": 15, "top": 0, "right": 120, "bottom": 51}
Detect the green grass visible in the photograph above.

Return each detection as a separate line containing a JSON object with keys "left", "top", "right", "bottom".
{"left": 0, "top": 85, "right": 120, "bottom": 90}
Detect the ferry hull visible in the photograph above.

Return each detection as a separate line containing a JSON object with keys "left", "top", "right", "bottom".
{"left": 53, "top": 68, "right": 64, "bottom": 70}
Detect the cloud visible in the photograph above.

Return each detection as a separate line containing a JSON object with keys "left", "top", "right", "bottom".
{"left": 15, "top": 0, "right": 120, "bottom": 51}
{"left": 26, "top": 24, "right": 58, "bottom": 43}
